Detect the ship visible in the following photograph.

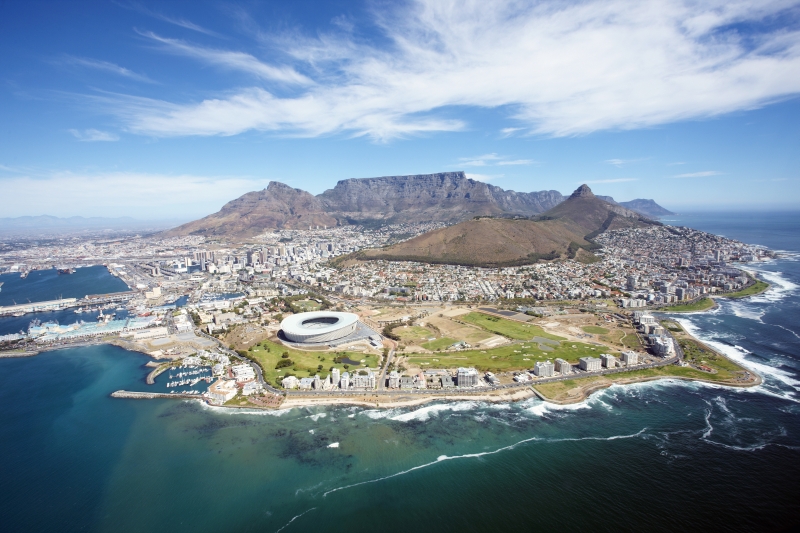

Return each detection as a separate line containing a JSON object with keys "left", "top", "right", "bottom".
{"left": 0, "top": 281, "right": 4, "bottom": 292}
{"left": 57, "top": 268, "right": 75, "bottom": 275}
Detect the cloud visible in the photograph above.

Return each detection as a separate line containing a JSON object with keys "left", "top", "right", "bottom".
{"left": 117, "top": 1, "right": 221, "bottom": 37}
{"left": 137, "top": 30, "right": 312, "bottom": 85}
{"left": 63, "top": 55, "right": 155, "bottom": 83}
{"left": 604, "top": 158, "right": 645, "bottom": 167}
{"left": 583, "top": 178, "right": 639, "bottom": 184}
{"left": 458, "top": 153, "right": 534, "bottom": 167}
{"left": 671, "top": 170, "right": 722, "bottom": 178}
{"left": 0, "top": 171, "right": 267, "bottom": 218}
{"left": 101, "top": 0, "right": 800, "bottom": 140}
{"left": 465, "top": 173, "right": 504, "bottom": 182}
{"left": 68, "top": 129, "right": 120, "bottom": 142}
{"left": 500, "top": 127, "right": 525, "bottom": 137}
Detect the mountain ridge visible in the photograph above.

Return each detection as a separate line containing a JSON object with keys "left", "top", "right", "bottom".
{"left": 163, "top": 172, "right": 672, "bottom": 238}
{"left": 353, "top": 184, "right": 658, "bottom": 267}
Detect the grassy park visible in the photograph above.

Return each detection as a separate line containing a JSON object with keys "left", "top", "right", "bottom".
{"left": 659, "top": 298, "right": 716, "bottom": 312}
{"left": 244, "top": 339, "right": 379, "bottom": 387}
{"left": 460, "top": 312, "right": 563, "bottom": 341}
{"left": 405, "top": 338, "right": 609, "bottom": 372}
{"left": 723, "top": 280, "right": 769, "bottom": 299}
{"left": 581, "top": 325, "right": 610, "bottom": 334}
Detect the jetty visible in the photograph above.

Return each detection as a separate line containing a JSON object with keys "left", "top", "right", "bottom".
{"left": 111, "top": 390, "right": 202, "bottom": 400}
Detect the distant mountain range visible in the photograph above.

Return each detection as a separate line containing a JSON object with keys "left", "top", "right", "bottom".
{"left": 164, "top": 172, "right": 673, "bottom": 238}
{"left": 354, "top": 184, "right": 658, "bottom": 267}
{"left": 0, "top": 215, "right": 182, "bottom": 236}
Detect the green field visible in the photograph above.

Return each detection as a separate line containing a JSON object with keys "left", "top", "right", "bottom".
{"left": 723, "top": 280, "right": 769, "bottom": 299}
{"left": 245, "top": 339, "right": 379, "bottom": 387}
{"left": 395, "top": 325, "right": 436, "bottom": 342}
{"left": 461, "top": 312, "right": 564, "bottom": 341}
{"left": 421, "top": 337, "right": 458, "bottom": 350}
{"left": 581, "top": 325, "right": 610, "bottom": 334}
{"left": 534, "top": 361, "right": 750, "bottom": 401}
{"left": 406, "top": 338, "right": 608, "bottom": 372}
{"left": 291, "top": 299, "right": 322, "bottom": 312}
{"left": 659, "top": 298, "right": 716, "bottom": 312}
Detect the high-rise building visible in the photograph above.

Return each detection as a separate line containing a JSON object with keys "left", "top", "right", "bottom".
{"left": 340, "top": 372, "right": 350, "bottom": 390}
{"left": 601, "top": 354, "right": 617, "bottom": 368}
{"left": 621, "top": 351, "right": 638, "bottom": 366}
{"left": 579, "top": 357, "right": 602, "bottom": 371}
{"left": 534, "top": 361, "right": 554, "bottom": 377}
{"left": 331, "top": 368, "right": 340, "bottom": 388}
{"left": 388, "top": 371, "right": 400, "bottom": 389}
{"left": 457, "top": 367, "right": 479, "bottom": 387}
{"left": 555, "top": 358, "right": 571, "bottom": 374}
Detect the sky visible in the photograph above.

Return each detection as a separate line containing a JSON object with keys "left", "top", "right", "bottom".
{"left": 1, "top": 0, "right": 799, "bottom": 220}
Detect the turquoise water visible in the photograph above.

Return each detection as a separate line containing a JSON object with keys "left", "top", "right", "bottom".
{"left": 1, "top": 214, "right": 799, "bottom": 532}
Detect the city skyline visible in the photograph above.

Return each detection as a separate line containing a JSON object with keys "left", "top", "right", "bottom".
{"left": 1, "top": 0, "right": 800, "bottom": 219}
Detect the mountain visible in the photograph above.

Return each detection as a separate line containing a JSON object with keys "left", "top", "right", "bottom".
{"left": 165, "top": 172, "right": 565, "bottom": 238}
{"left": 617, "top": 199, "right": 674, "bottom": 217}
{"left": 596, "top": 196, "right": 673, "bottom": 217}
{"left": 164, "top": 182, "right": 337, "bottom": 238}
{"left": 353, "top": 184, "right": 657, "bottom": 267}
{"left": 318, "top": 172, "right": 563, "bottom": 223}
{"left": 0, "top": 215, "right": 181, "bottom": 236}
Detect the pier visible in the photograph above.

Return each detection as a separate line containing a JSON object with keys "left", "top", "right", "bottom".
{"left": 111, "top": 390, "right": 203, "bottom": 400}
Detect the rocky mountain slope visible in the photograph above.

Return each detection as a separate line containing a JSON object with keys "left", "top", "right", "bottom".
{"left": 165, "top": 172, "right": 564, "bottom": 238}
{"left": 355, "top": 185, "right": 657, "bottom": 267}
{"left": 163, "top": 172, "right": 671, "bottom": 239}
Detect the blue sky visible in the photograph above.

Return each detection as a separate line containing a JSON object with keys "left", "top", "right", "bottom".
{"left": 1, "top": 0, "right": 799, "bottom": 220}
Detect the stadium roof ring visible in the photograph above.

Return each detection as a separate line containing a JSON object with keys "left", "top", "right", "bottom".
{"left": 280, "top": 311, "right": 360, "bottom": 344}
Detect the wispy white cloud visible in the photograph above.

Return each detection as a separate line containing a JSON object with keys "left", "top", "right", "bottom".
{"left": 68, "top": 129, "right": 120, "bottom": 142}
{"left": 102, "top": 0, "right": 800, "bottom": 140}
{"left": 0, "top": 170, "right": 267, "bottom": 218}
{"left": 466, "top": 173, "right": 504, "bottom": 182}
{"left": 604, "top": 158, "right": 645, "bottom": 167}
{"left": 458, "top": 153, "right": 535, "bottom": 167}
{"left": 63, "top": 55, "right": 155, "bottom": 83}
{"left": 137, "top": 30, "right": 313, "bottom": 85}
{"left": 118, "top": 1, "right": 221, "bottom": 37}
{"left": 671, "top": 170, "right": 722, "bottom": 178}
{"left": 667, "top": 161, "right": 687, "bottom": 166}
{"left": 583, "top": 178, "right": 639, "bottom": 184}
{"left": 500, "top": 127, "right": 524, "bottom": 137}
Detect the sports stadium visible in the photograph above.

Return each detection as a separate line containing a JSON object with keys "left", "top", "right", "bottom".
{"left": 280, "top": 311, "right": 360, "bottom": 344}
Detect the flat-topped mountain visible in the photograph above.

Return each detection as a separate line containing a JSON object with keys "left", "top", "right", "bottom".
{"left": 354, "top": 185, "right": 657, "bottom": 267}
{"left": 318, "top": 172, "right": 563, "bottom": 223}
{"left": 163, "top": 172, "right": 671, "bottom": 239}
{"left": 165, "top": 172, "right": 565, "bottom": 238}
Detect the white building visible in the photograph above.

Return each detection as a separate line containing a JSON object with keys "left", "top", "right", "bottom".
{"left": 457, "top": 367, "right": 479, "bottom": 387}
{"left": 388, "top": 370, "right": 400, "bottom": 389}
{"left": 231, "top": 364, "right": 256, "bottom": 382}
{"left": 621, "top": 351, "right": 639, "bottom": 366}
{"left": 281, "top": 375, "right": 299, "bottom": 389}
{"left": 579, "top": 357, "right": 602, "bottom": 371}
{"left": 208, "top": 379, "right": 237, "bottom": 403}
{"left": 534, "top": 361, "right": 555, "bottom": 377}
{"left": 555, "top": 358, "right": 571, "bottom": 374}
{"left": 331, "top": 368, "right": 341, "bottom": 388}
{"left": 601, "top": 354, "right": 617, "bottom": 368}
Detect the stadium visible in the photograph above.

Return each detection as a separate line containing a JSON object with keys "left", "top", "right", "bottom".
{"left": 280, "top": 311, "right": 360, "bottom": 344}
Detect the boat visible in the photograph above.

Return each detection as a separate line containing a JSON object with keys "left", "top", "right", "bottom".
{"left": 0, "top": 281, "right": 4, "bottom": 292}
{"left": 57, "top": 268, "right": 75, "bottom": 275}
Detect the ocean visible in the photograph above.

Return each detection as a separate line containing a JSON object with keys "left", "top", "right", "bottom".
{"left": 0, "top": 213, "right": 798, "bottom": 533}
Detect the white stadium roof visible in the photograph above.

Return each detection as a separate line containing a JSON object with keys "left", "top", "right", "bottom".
{"left": 280, "top": 311, "right": 360, "bottom": 343}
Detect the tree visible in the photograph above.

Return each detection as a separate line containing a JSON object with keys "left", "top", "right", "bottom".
{"left": 281, "top": 351, "right": 290, "bottom": 358}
